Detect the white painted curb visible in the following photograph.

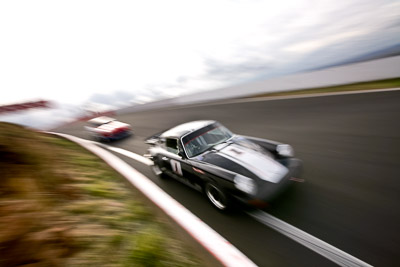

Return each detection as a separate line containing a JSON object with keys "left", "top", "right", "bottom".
{"left": 49, "top": 132, "right": 257, "bottom": 267}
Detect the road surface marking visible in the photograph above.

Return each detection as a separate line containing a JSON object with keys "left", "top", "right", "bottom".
{"left": 224, "top": 87, "right": 400, "bottom": 104}
{"left": 247, "top": 210, "right": 373, "bottom": 267}
{"left": 97, "top": 143, "right": 153, "bottom": 166}
{"left": 51, "top": 134, "right": 374, "bottom": 267}
{"left": 166, "top": 87, "right": 400, "bottom": 110}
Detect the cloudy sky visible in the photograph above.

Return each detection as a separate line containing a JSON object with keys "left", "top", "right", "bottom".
{"left": 1, "top": 0, "right": 399, "bottom": 127}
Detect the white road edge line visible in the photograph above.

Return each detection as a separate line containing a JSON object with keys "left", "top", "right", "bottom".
{"left": 247, "top": 210, "right": 373, "bottom": 267}
{"left": 49, "top": 132, "right": 257, "bottom": 267}
{"left": 231, "top": 87, "right": 400, "bottom": 104}
{"left": 94, "top": 142, "right": 375, "bottom": 267}
{"left": 97, "top": 143, "right": 153, "bottom": 166}
{"left": 176, "top": 87, "right": 400, "bottom": 109}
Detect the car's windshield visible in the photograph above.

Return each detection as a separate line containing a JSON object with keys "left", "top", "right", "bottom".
{"left": 183, "top": 123, "right": 233, "bottom": 157}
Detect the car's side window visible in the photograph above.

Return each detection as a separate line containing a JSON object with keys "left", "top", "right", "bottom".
{"left": 166, "top": 138, "right": 179, "bottom": 154}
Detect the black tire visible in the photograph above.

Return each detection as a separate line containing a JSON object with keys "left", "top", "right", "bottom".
{"left": 204, "top": 182, "right": 230, "bottom": 211}
{"left": 151, "top": 161, "right": 168, "bottom": 179}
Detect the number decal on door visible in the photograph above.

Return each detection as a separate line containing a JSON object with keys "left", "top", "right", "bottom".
{"left": 170, "top": 160, "right": 183, "bottom": 176}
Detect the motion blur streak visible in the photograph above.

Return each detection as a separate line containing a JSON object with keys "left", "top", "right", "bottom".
{"left": 248, "top": 210, "right": 372, "bottom": 267}
{"left": 0, "top": 100, "right": 50, "bottom": 114}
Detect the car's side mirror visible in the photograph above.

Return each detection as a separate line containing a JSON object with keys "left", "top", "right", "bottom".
{"left": 178, "top": 151, "right": 186, "bottom": 159}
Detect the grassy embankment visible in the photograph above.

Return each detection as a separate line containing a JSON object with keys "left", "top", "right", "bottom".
{"left": 248, "top": 77, "right": 400, "bottom": 98}
{"left": 0, "top": 122, "right": 202, "bottom": 266}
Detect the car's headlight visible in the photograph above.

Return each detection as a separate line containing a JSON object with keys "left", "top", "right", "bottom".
{"left": 234, "top": 175, "right": 256, "bottom": 195}
{"left": 276, "top": 144, "right": 294, "bottom": 157}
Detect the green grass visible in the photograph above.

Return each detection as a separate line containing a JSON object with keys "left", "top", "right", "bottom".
{"left": 0, "top": 123, "right": 202, "bottom": 266}
{"left": 247, "top": 77, "right": 400, "bottom": 98}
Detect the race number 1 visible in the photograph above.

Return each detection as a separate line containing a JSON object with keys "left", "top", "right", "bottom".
{"left": 170, "top": 160, "right": 183, "bottom": 176}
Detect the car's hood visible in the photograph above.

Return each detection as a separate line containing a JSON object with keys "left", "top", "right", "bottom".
{"left": 197, "top": 138, "right": 288, "bottom": 183}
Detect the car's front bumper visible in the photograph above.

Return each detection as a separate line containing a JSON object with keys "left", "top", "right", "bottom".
{"left": 233, "top": 158, "right": 303, "bottom": 207}
{"left": 100, "top": 130, "right": 132, "bottom": 141}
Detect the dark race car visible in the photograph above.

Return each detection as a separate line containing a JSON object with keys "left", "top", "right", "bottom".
{"left": 146, "top": 120, "right": 302, "bottom": 211}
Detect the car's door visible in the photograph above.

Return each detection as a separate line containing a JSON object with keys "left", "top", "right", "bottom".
{"left": 159, "top": 138, "right": 202, "bottom": 187}
{"left": 160, "top": 138, "right": 185, "bottom": 174}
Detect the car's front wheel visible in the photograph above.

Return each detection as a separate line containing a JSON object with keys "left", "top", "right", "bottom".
{"left": 205, "top": 182, "right": 230, "bottom": 211}
{"left": 151, "top": 161, "right": 168, "bottom": 179}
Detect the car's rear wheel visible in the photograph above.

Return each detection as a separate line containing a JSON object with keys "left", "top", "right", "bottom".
{"left": 205, "top": 182, "right": 229, "bottom": 211}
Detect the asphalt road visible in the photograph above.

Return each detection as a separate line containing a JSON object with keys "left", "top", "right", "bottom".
{"left": 56, "top": 90, "right": 400, "bottom": 266}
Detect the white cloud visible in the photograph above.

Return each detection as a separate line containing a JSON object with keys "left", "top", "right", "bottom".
{"left": 283, "top": 30, "right": 372, "bottom": 53}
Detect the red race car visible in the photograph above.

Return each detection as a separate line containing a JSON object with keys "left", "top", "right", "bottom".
{"left": 85, "top": 116, "right": 132, "bottom": 141}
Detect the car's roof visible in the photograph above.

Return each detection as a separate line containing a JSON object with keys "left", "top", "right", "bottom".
{"left": 88, "top": 116, "right": 115, "bottom": 125}
{"left": 161, "top": 120, "right": 216, "bottom": 138}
